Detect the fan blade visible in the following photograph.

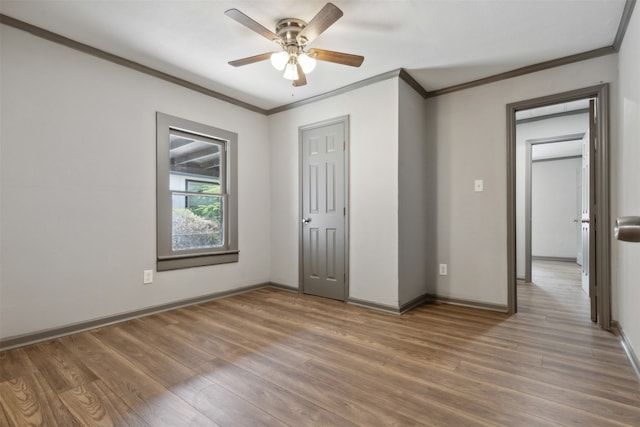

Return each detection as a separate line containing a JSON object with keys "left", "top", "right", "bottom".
{"left": 228, "top": 52, "right": 274, "bottom": 67}
{"left": 225, "top": 9, "right": 281, "bottom": 43}
{"left": 292, "top": 63, "right": 307, "bottom": 87}
{"left": 309, "top": 49, "right": 364, "bottom": 67}
{"left": 298, "top": 3, "right": 343, "bottom": 43}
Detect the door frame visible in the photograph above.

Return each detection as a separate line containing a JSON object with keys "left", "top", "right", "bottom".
{"left": 523, "top": 133, "right": 585, "bottom": 283}
{"left": 506, "top": 84, "right": 611, "bottom": 329}
{"left": 298, "top": 115, "right": 350, "bottom": 302}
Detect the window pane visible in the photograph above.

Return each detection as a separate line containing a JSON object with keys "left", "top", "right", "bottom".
{"left": 186, "top": 180, "right": 220, "bottom": 194}
{"left": 169, "top": 133, "right": 221, "bottom": 191}
{"left": 172, "top": 194, "right": 224, "bottom": 250}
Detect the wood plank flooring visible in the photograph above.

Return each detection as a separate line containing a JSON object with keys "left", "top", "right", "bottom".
{"left": 2, "top": 262, "right": 639, "bottom": 426}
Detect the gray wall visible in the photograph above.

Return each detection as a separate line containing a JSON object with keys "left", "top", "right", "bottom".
{"left": 398, "top": 79, "right": 435, "bottom": 306}
{"left": 0, "top": 25, "right": 271, "bottom": 340}
{"left": 425, "top": 55, "right": 617, "bottom": 307}
{"left": 269, "top": 78, "right": 401, "bottom": 307}
{"left": 269, "top": 77, "right": 435, "bottom": 310}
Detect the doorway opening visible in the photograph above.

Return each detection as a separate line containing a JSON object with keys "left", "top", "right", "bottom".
{"left": 523, "top": 132, "right": 586, "bottom": 284}
{"left": 507, "top": 84, "right": 611, "bottom": 330}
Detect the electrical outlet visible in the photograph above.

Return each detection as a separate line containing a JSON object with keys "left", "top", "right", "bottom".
{"left": 474, "top": 179, "right": 484, "bottom": 192}
{"left": 143, "top": 270, "right": 153, "bottom": 284}
{"left": 439, "top": 264, "right": 448, "bottom": 276}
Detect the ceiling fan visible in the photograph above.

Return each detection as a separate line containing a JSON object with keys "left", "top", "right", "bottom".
{"left": 225, "top": 3, "right": 364, "bottom": 87}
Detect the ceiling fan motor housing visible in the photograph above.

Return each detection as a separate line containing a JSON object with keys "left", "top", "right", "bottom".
{"left": 275, "top": 18, "right": 308, "bottom": 50}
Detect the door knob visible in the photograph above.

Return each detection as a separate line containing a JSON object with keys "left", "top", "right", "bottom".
{"left": 615, "top": 216, "right": 640, "bottom": 242}
{"left": 302, "top": 217, "right": 311, "bottom": 224}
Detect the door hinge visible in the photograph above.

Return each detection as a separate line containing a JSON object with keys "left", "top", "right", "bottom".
{"left": 343, "top": 140, "right": 346, "bottom": 151}
{"left": 343, "top": 207, "right": 346, "bottom": 216}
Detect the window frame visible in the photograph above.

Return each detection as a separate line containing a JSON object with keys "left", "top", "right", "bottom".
{"left": 156, "top": 112, "right": 238, "bottom": 271}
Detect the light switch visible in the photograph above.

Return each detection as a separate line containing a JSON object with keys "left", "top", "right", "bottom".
{"left": 474, "top": 179, "right": 484, "bottom": 192}
{"left": 143, "top": 270, "right": 153, "bottom": 284}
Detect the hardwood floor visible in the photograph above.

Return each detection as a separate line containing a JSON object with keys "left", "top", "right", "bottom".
{"left": 519, "top": 259, "right": 588, "bottom": 319}
{"left": 2, "top": 267, "right": 639, "bottom": 426}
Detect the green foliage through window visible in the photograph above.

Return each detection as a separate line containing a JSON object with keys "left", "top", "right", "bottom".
{"left": 186, "top": 180, "right": 222, "bottom": 222}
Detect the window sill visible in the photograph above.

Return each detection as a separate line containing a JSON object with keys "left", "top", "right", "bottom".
{"left": 157, "top": 251, "right": 239, "bottom": 271}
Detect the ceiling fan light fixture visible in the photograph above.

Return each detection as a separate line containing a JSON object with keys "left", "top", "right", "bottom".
{"left": 297, "top": 53, "right": 316, "bottom": 74}
{"left": 270, "top": 51, "right": 289, "bottom": 71}
{"left": 226, "top": 4, "right": 364, "bottom": 88}
{"left": 283, "top": 60, "right": 299, "bottom": 80}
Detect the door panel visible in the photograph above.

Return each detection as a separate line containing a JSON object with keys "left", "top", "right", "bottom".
{"left": 576, "top": 167, "right": 583, "bottom": 266}
{"left": 309, "top": 227, "right": 319, "bottom": 277}
{"left": 582, "top": 99, "right": 597, "bottom": 322}
{"left": 301, "top": 120, "right": 346, "bottom": 301}
{"left": 309, "top": 164, "right": 319, "bottom": 213}
{"left": 580, "top": 132, "right": 589, "bottom": 294}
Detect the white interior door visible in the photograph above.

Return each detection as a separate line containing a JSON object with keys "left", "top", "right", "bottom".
{"left": 582, "top": 99, "right": 597, "bottom": 322}
{"left": 580, "top": 132, "right": 589, "bottom": 293}
{"left": 300, "top": 119, "right": 347, "bottom": 301}
{"left": 576, "top": 166, "right": 583, "bottom": 266}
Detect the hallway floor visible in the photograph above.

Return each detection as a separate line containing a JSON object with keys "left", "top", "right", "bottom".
{"left": 519, "top": 259, "right": 588, "bottom": 320}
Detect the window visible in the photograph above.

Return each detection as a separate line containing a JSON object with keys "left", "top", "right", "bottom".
{"left": 156, "top": 112, "right": 238, "bottom": 271}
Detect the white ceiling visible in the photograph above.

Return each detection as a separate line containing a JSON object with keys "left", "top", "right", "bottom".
{"left": 0, "top": 0, "right": 627, "bottom": 111}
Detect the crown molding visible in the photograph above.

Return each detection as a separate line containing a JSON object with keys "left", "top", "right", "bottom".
{"left": 0, "top": 13, "right": 269, "bottom": 115}
{"left": 2, "top": 0, "right": 636, "bottom": 110}
{"left": 424, "top": 46, "right": 616, "bottom": 98}
{"left": 267, "top": 69, "right": 404, "bottom": 114}
{"left": 424, "top": 0, "right": 635, "bottom": 98}
{"left": 398, "top": 68, "right": 429, "bottom": 98}
{"left": 614, "top": 0, "right": 637, "bottom": 51}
